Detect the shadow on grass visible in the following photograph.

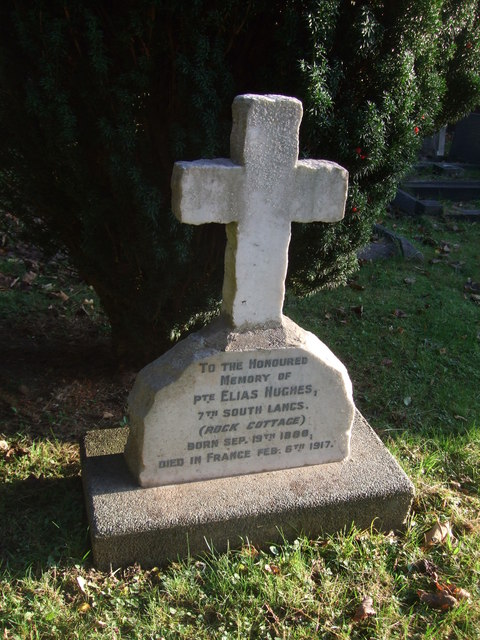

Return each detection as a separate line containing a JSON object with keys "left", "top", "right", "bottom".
{"left": 0, "top": 319, "right": 131, "bottom": 442}
{"left": 0, "top": 474, "right": 90, "bottom": 575}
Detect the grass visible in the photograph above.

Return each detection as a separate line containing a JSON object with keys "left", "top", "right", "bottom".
{"left": 1, "top": 212, "right": 480, "bottom": 639}
{"left": 0, "top": 252, "right": 106, "bottom": 328}
{"left": 287, "top": 214, "right": 480, "bottom": 434}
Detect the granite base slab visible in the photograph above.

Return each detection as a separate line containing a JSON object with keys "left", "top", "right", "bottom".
{"left": 81, "top": 411, "right": 414, "bottom": 570}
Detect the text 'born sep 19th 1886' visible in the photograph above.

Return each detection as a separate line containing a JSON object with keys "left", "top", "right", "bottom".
{"left": 151, "top": 349, "right": 348, "bottom": 482}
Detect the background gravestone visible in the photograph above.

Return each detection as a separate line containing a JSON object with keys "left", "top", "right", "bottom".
{"left": 421, "top": 127, "right": 446, "bottom": 159}
{"left": 449, "top": 112, "right": 480, "bottom": 164}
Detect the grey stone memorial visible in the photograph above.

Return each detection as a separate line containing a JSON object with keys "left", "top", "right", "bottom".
{"left": 82, "top": 94, "right": 414, "bottom": 570}
{"left": 449, "top": 112, "right": 480, "bottom": 164}
{"left": 421, "top": 126, "right": 446, "bottom": 159}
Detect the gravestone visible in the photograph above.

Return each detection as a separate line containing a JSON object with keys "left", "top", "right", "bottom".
{"left": 124, "top": 95, "right": 355, "bottom": 487}
{"left": 449, "top": 112, "right": 480, "bottom": 164}
{"left": 421, "top": 126, "right": 446, "bottom": 159}
{"left": 81, "top": 94, "right": 414, "bottom": 569}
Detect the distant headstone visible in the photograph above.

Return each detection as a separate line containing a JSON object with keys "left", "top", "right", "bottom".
{"left": 82, "top": 94, "right": 414, "bottom": 569}
{"left": 125, "top": 95, "right": 355, "bottom": 487}
{"left": 421, "top": 127, "right": 446, "bottom": 159}
{"left": 449, "top": 113, "right": 480, "bottom": 164}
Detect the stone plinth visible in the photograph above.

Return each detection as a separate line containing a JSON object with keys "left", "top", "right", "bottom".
{"left": 81, "top": 412, "right": 414, "bottom": 570}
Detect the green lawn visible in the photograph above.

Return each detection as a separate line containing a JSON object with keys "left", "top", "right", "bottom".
{"left": 1, "top": 212, "right": 479, "bottom": 639}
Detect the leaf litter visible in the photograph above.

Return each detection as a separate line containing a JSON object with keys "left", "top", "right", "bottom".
{"left": 352, "top": 596, "right": 376, "bottom": 622}
{"left": 418, "top": 581, "right": 471, "bottom": 611}
{"left": 424, "top": 521, "right": 454, "bottom": 547}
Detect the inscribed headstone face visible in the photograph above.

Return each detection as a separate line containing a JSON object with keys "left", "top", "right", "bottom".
{"left": 125, "top": 94, "right": 355, "bottom": 487}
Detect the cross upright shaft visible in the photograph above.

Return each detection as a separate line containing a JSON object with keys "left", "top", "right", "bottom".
{"left": 171, "top": 94, "right": 348, "bottom": 329}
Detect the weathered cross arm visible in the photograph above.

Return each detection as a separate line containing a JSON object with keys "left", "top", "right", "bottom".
{"left": 171, "top": 159, "right": 243, "bottom": 224}
{"left": 171, "top": 94, "right": 349, "bottom": 329}
{"left": 292, "top": 160, "right": 348, "bottom": 222}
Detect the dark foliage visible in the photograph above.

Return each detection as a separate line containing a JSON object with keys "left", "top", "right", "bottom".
{"left": 1, "top": 0, "right": 479, "bottom": 364}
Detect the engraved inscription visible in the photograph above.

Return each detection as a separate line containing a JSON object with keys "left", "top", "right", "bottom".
{"left": 152, "top": 348, "right": 346, "bottom": 479}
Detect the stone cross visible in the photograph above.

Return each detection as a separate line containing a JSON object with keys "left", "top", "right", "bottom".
{"left": 171, "top": 94, "right": 348, "bottom": 328}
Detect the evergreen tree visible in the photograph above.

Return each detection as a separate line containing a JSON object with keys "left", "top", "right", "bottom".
{"left": 1, "top": 1, "right": 479, "bottom": 364}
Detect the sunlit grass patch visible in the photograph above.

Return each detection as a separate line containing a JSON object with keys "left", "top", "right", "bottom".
{"left": 1, "top": 214, "right": 480, "bottom": 639}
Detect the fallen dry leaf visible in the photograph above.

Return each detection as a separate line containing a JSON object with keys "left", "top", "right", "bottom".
{"left": 435, "top": 581, "right": 471, "bottom": 601}
{"left": 393, "top": 309, "right": 408, "bottom": 318}
{"left": 77, "top": 602, "right": 91, "bottom": 614}
{"left": 381, "top": 358, "right": 393, "bottom": 367}
{"left": 21, "top": 271, "right": 37, "bottom": 285}
{"left": 5, "top": 443, "right": 29, "bottom": 460}
{"left": 418, "top": 589, "right": 457, "bottom": 610}
{"left": 439, "top": 243, "right": 451, "bottom": 254}
{"left": 0, "top": 440, "right": 9, "bottom": 453}
{"left": 264, "top": 563, "right": 280, "bottom": 575}
{"left": 49, "top": 290, "right": 70, "bottom": 302}
{"left": 352, "top": 596, "right": 376, "bottom": 622}
{"left": 242, "top": 544, "right": 259, "bottom": 557}
{"left": 76, "top": 575, "right": 87, "bottom": 596}
{"left": 103, "top": 411, "right": 114, "bottom": 419}
{"left": 424, "top": 521, "right": 452, "bottom": 547}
